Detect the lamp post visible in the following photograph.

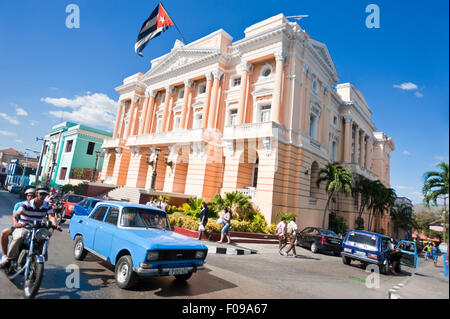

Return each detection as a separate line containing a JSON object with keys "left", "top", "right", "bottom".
{"left": 146, "top": 147, "right": 161, "bottom": 190}
{"left": 92, "top": 150, "right": 104, "bottom": 182}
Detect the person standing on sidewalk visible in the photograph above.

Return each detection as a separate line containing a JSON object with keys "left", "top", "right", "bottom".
{"left": 432, "top": 242, "right": 440, "bottom": 267}
{"left": 277, "top": 217, "right": 287, "bottom": 255}
{"left": 284, "top": 217, "right": 298, "bottom": 257}
{"left": 198, "top": 202, "right": 212, "bottom": 241}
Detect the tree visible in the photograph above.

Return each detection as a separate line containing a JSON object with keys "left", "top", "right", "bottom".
{"left": 209, "top": 191, "right": 254, "bottom": 220}
{"left": 369, "top": 182, "right": 396, "bottom": 232}
{"left": 317, "top": 163, "right": 353, "bottom": 229}
{"left": 352, "top": 176, "right": 376, "bottom": 229}
{"left": 423, "top": 162, "right": 449, "bottom": 242}
{"left": 390, "top": 203, "right": 412, "bottom": 238}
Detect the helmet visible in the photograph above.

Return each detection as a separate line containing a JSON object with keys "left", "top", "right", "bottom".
{"left": 36, "top": 188, "right": 49, "bottom": 195}
{"left": 56, "top": 189, "right": 61, "bottom": 193}
{"left": 50, "top": 187, "right": 56, "bottom": 192}
{"left": 24, "top": 188, "right": 36, "bottom": 195}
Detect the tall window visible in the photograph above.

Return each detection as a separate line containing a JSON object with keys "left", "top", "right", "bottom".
{"left": 65, "top": 140, "right": 73, "bottom": 152}
{"left": 309, "top": 114, "right": 318, "bottom": 139}
{"left": 229, "top": 109, "right": 238, "bottom": 126}
{"left": 332, "top": 141, "right": 337, "bottom": 161}
{"left": 198, "top": 83, "right": 206, "bottom": 95}
{"left": 194, "top": 113, "right": 203, "bottom": 129}
{"left": 260, "top": 105, "right": 271, "bottom": 123}
{"left": 178, "top": 88, "right": 184, "bottom": 99}
{"left": 174, "top": 116, "right": 181, "bottom": 130}
{"left": 59, "top": 167, "right": 67, "bottom": 180}
{"left": 156, "top": 117, "right": 163, "bottom": 133}
{"left": 87, "top": 142, "right": 95, "bottom": 155}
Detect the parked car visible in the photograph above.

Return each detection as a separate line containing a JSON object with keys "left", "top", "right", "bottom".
{"left": 73, "top": 197, "right": 102, "bottom": 217}
{"left": 341, "top": 229, "right": 418, "bottom": 274}
{"left": 68, "top": 201, "right": 208, "bottom": 289}
{"left": 63, "top": 194, "right": 85, "bottom": 218}
{"left": 296, "top": 227, "right": 342, "bottom": 256}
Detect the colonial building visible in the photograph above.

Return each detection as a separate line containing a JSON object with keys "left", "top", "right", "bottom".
{"left": 37, "top": 122, "right": 112, "bottom": 188}
{"left": 100, "top": 14, "right": 394, "bottom": 231}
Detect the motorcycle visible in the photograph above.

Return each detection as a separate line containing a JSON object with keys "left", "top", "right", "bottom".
{"left": 3, "top": 220, "right": 61, "bottom": 299}
{"left": 52, "top": 199, "right": 66, "bottom": 226}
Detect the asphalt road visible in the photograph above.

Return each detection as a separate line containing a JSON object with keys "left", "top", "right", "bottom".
{"left": 0, "top": 190, "right": 448, "bottom": 300}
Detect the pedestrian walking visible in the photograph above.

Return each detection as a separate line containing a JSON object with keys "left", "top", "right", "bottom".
{"left": 198, "top": 202, "right": 211, "bottom": 241}
{"left": 432, "top": 242, "right": 440, "bottom": 267}
{"left": 218, "top": 207, "right": 231, "bottom": 244}
{"left": 284, "top": 217, "right": 298, "bottom": 257}
{"left": 276, "top": 217, "right": 287, "bottom": 255}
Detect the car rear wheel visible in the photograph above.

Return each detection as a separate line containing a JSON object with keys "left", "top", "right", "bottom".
{"left": 73, "top": 236, "right": 88, "bottom": 261}
{"left": 342, "top": 255, "right": 351, "bottom": 265}
{"left": 311, "top": 243, "right": 318, "bottom": 254}
{"left": 174, "top": 273, "right": 193, "bottom": 281}
{"left": 115, "top": 255, "right": 137, "bottom": 289}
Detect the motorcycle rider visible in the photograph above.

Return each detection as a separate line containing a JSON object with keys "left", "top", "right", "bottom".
{"left": 0, "top": 188, "right": 36, "bottom": 268}
{"left": 45, "top": 187, "right": 58, "bottom": 204}
{"left": 4, "top": 188, "right": 60, "bottom": 266}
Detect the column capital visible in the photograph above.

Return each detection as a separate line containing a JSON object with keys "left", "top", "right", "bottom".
{"left": 184, "top": 79, "right": 194, "bottom": 89}
{"left": 212, "top": 70, "right": 224, "bottom": 81}
{"left": 165, "top": 85, "right": 175, "bottom": 95}
{"left": 240, "top": 60, "right": 253, "bottom": 73}
{"left": 274, "top": 50, "right": 286, "bottom": 61}
{"left": 354, "top": 124, "right": 360, "bottom": 132}
{"left": 206, "top": 72, "right": 213, "bottom": 81}
{"left": 131, "top": 95, "right": 139, "bottom": 103}
{"left": 145, "top": 88, "right": 156, "bottom": 98}
{"left": 343, "top": 116, "right": 353, "bottom": 124}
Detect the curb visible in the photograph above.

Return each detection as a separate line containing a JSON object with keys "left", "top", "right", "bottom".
{"left": 387, "top": 271, "right": 416, "bottom": 299}
{"left": 206, "top": 245, "right": 258, "bottom": 255}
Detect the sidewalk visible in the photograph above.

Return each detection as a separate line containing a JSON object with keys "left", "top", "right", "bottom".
{"left": 391, "top": 256, "right": 449, "bottom": 299}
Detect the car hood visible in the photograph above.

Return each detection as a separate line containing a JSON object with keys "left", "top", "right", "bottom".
{"left": 121, "top": 228, "right": 208, "bottom": 250}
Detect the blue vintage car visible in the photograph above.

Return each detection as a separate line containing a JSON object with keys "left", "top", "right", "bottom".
{"left": 69, "top": 201, "right": 208, "bottom": 289}
{"left": 73, "top": 197, "right": 102, "bottom": 217}
{"left": 341, "top": 230, "right": 418, "bottom": 274}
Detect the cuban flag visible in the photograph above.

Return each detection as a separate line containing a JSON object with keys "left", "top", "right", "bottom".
{"left": 135, "top": 2, "right": 174, "bottom": 57}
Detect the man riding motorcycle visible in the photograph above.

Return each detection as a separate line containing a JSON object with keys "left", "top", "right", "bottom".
{"left": 4, "top": 188, "right": 60, "bottom": 267}
{"left": 0, "top": 188, "right": 36, "bottom": 268}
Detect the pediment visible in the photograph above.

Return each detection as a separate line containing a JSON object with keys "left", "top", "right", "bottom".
{"left": 142, "top": 47, "right": 221, "bottom": 81}
{"left": 309, "top": 38, "right": 338, "bottom": 79}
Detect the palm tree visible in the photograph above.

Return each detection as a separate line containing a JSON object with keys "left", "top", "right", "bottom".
{"left": 317, "top": 162, "right": 354, "bottom": 229}
{"left": 369, "top": 182, "right": 396, "bottom": 233}
{"left": 353, "top": 176, "right": 376, "bottom": 229}
{"left": 390, "top": 203, "right": 413, "bottom": 238}
{"left": 422, "top": 161, "right": 449, "bottom": 242}
{"left": 210, "top": 191, "right": 254, "bottom": 220}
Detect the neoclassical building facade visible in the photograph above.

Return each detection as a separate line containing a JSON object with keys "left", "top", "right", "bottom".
{"left": 100, "top": 14, "right": 394, "bottom": 232}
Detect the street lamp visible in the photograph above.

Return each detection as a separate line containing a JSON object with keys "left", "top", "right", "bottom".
{"left": 92, "top": 149, "right": 105, "bottom": 182}
{"left": 147, "top": 147, "right": 161, "bottom": 190}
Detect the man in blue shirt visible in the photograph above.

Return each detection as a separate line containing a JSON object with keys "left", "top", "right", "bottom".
{"left": 0, "top": 188, "right": 35, "bottom": 268}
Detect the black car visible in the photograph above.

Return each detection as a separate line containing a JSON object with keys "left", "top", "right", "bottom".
{"left": 296, "top": 227, "right": 342, "bottom": 256}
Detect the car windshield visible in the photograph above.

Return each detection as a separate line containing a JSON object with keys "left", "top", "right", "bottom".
{"left": 68, "top": 195, "right": 84, "bottom": 203}
{"left": 319, "top": 229, "right": 338, "bottom": 237}
{"left": 347, "top": 232, "right": 377, "bottom": 247}
{"left": 120, "top": 207, "right": 170, "bottom": 230}
{"left": 91, "top": 200, "right": 100, "bottom": 207}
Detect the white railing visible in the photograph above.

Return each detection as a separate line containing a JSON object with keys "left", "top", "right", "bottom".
{"left": 237, "top": 187, "right": 256, "bottom": 199}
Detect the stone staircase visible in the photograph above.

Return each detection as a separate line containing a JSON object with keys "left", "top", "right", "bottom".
{"left": 107, "top": 186, "right": 142, "bottom": 203}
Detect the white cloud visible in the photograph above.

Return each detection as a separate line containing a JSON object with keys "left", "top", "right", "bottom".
{"left": 29, "top": 120, "right": 38, "bottom": 126}
{"left": 0, "top": 130, "right": 17, "bottom": 136}
{"left": 15, "top": 107, "right": 28, "bottom": 116}
{"left": 41, "top": 92, "right": 118, "bottom": 129}
{"left": 15, "top": 139, "right": 24, "bottom": 143}
{"left": 402, "top": 150, "right": 411, "bottom": 156}
{"left": 395, "top": 185, "right": 407, "bottom": 190}
{"left": 414, "top": 92, "right": 424, "bottom": 98}
{"left": 0, "top": 113, "right": 19, "bottom": 125}
{"left": 393, "top": 82, "right": 418, "bottom": 91}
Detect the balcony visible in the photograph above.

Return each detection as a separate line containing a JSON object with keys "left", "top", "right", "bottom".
{"left": 341, "top": 163, "right": 378, "bottom": 181}
{"left": 102, "top": 138, "right": 124, "bottom": 149}
{"left": 223, "top": 122, "right": 282, "bottom": 141}
{"left": 237, "top": 187, "right": 256, "bottom": 199}
{"left": 125, "top": 128, "right": 222, "bottom": 147}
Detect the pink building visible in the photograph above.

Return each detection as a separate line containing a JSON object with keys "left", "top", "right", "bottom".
{"left": 100, "top": 14, "right": 394, "bottom": 232}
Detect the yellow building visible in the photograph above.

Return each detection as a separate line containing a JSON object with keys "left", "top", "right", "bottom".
{"left": 100, "top": 14, "right": 394, "bottom": 233}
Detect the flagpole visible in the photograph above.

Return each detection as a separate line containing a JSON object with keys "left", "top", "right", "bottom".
{"left": 160, "top": 2, "right": 186, "bottom": 44}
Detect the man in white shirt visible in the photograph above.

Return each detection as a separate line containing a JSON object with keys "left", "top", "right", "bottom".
{"left": 277, "top": 217, "right": 287, "bottom": 254}
{"left": 285, "top": 217, "right": 298, "bottom": 257}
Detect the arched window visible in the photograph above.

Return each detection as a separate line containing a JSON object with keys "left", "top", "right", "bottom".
{"left": 310, "top": 161, "right": 320, "bottom": 200}
{"left": 259, "top": 63, "right": 274, "bottom": 81}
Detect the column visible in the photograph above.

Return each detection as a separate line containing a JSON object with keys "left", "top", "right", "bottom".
{"left": 181, "top": 79, "right": 193, "bottom": 129}
{"left": 354, "top": 124, "right": 360, "bottom": 164}
{"left": 207, "top": 70, "right": 223, "bottom": 129}
{"left": 237, "top": 61, "right": 251, "bottom": 124}
{"left": 271, "top": 51, "right": 285, "bottom": 125}
{"left": 144, "top": 90, "right": 156, "bottom": 134}
{"left": 343, "top": 116, "right": 353, "bottom": 163}
{"left": 202, "top": 73, "right": 213, "bottom": 129}
{"left": 139, "top": 91, "right": 151, "bottom": 135}
{"left": 113, "top": 102, "right": 124, "bottom": 138}
{"left": 130, "top": 96, "right": 142, "bottom": 136}
{"left": 366, "top": 137, "right": 373, "bottom": 171}
{"left": 360, "top": 133, "right": 366, "bottom": 168}
{"left": 162, "top": 86, "right": 173, "bottom": 132}
{"left": 126, "top": 95, "right": 138, "bottom": 138}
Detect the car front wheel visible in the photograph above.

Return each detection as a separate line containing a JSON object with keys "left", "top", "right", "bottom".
{"left": 115, "top": 255, "right": 137, "bottom": 289}
{"left": 73, "top": 236, "right": 88, "bottom": 261}
{"left": 311, "top": 243, "right": 318, "bottom": 254}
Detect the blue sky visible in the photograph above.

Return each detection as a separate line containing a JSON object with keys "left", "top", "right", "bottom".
{"left": 0, "top": 0, "right": 448, "bottom": 204}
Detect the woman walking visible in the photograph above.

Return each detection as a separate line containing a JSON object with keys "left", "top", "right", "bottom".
{"left": 218, "top": 207, "right": 231, "bottom": 244}
{"left": 198, "top": 202, "right": 211, "bottom": 241}
{"left": 432, "top": 242, "right": 440, "bottom": 267}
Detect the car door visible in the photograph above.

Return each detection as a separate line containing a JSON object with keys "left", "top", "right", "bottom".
{"left": 82, "top": 206, "right": 109, "bottom": 250}
{"left": 395, "top": 240, "right": 418, "bottom": 268}
{"left": 93, "top": 206, "right": 119, "bottom": 260}
{"left": 298, "top": 228, "right": 311, "bottom": 246}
